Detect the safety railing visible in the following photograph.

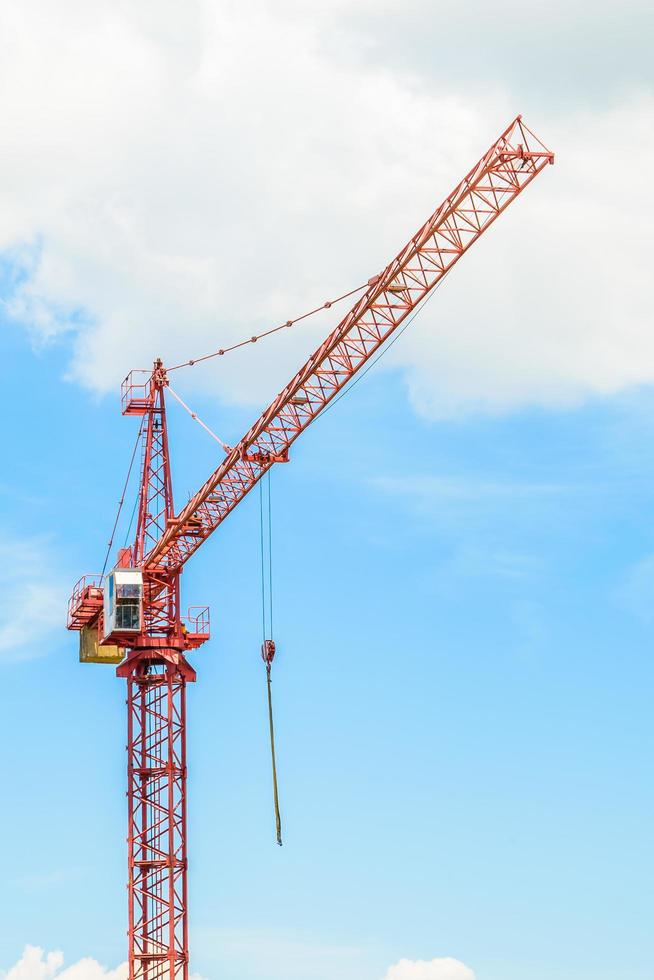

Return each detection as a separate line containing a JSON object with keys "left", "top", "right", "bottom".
{"left": 121, "top": 371, "right": 152, "bottom": 416}
{"left": 67, "top": 574, "right": 104, "bottom": 630}
{"left": 186, "top": 606, "right": 210, "bottom": 640}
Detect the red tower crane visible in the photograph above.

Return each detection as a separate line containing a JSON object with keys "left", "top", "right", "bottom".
{"left": 67, "top": 116, "right": 553, "bottom": 980}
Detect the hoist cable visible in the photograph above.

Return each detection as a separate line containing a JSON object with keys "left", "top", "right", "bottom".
{"left": 166, "top": 281, "right": 369, "bottom": 373}
{"left": 259, "top": 478, "right": 267, "bottom": 642}
{"left": 267, "top": 471, "right": 273, "bottom": 641}
{"left": 100, "top": 416, "right": 145, "bottom": 580}
{"left": 259, "top": 470, "right": 282, "bottom": 844}
{"left": 123, "top": 491, "right": 140, "bottom": 550}
{"left": 259, "top": 471, "right": 274, "bottom": 639}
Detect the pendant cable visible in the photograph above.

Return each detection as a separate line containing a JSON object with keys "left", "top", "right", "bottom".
{"left": 260, "top": 471, "right": 283, "bottom": 846}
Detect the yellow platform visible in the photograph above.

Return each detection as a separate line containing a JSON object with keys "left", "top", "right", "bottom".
{"left": 80, "top": 625, "right": 125, "bottom": 665}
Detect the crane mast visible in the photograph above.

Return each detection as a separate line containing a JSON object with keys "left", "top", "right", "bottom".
{"left": 67, "top": 115, "right": 553, "bottom": 980}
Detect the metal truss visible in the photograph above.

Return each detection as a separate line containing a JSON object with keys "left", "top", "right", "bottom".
{"left": 123, "top": 656, "right": 195, "bottom": 980}
{"left": 144, "top": 115, "right": 553, "bottom": 574}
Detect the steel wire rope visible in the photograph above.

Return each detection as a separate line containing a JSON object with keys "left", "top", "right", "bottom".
{"left": 259, "top": 470, "right": 274, "bottom": 641}
{"left": 100, "top": 415, "right": 145, "bottom": 580}
{"left": 259, "top": 469, "right": 282, "bottom": 845}
{"left": 313, "top": 270, "right": 452, "bottom": 425}
{"left": 166, "top": 383, "right": 231, "bottom": 452}
{"left": 259, "top": 477, "right": 267, "bottom": 642}
{"left": 166, "top": 282, "right": 369, "bottom": 373}
{"left": 268, "top": 471, "right": 273, "bottom": 640}
{"left": 122, "top": 491, "right": 140, "bottom": 550}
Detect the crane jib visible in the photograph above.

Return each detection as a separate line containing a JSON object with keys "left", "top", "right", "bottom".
{"left": 144, "top": 115, "right": 553, "bottom": 575}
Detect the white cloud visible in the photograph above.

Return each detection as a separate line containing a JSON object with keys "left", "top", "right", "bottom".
{"left": 0, "top": 1, "right": 652, "bottom": 424}
{"left": 2, "top": 945, "right": 475, "bottom": 980}
{"left": 0, "top": 947, "right": 63, "bottom": 980}
{"left": 394, "top": 96, "right": 654, "bottom": 418}
{"left": 382, "top": 958, "right": 475, "bottom": 980}
{"left": 0, "top": 531, "right": 67, "bottom": 659}
{"left": 0, "top": 949, "right": 206, "bottom": 980}
{"left": 0, "top": 948, "right": 126, "bottom": 980}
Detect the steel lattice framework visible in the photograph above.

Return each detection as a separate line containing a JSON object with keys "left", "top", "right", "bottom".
{"left": 67, "top": 115, "right": 553, "bottom": 979}
{"left": 122, "top": 657, "right": 194, "bottom": 980}
{"left": 145, "top": 115, "right": 553, "bottom": 575}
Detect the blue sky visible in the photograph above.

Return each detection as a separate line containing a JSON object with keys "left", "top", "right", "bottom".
{"left": 1, "top": 3, "right": 653, "bottom": 980}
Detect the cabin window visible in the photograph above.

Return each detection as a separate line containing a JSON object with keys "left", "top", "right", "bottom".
{"left": 115, "top": 583, "right": 142, "bottom": 631}
{"left": 104, "top": 568, "right": 143, "bottom": 637}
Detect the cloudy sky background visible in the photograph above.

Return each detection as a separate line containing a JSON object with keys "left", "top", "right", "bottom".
{"left": 0, "top": 946, "right": 474, "bottom": 980}
{"left": 1, "top": 1, "right": 652, "bottom": 979}
{"left": 2, "top": 0, "right": 653, "bottom": 416}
